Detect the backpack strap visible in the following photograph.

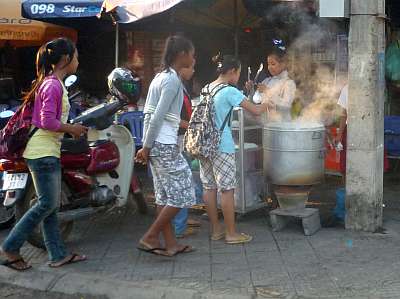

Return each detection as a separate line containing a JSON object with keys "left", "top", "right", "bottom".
{"left": 209, "top": 84, "right": 234, "bottom": 132}
{"left": 200, "top": 83, "right": 228, "bottom": 100}
{"left": 200, "top": 83, "right": 232, "bottom": 132}
{"left": 220, "top": 107, "right": 233, "bottom": 132}
{"left": 28, "top": 127, "right": 39, "bottom": 138}
{"left": 205, "top": 83, "right": 234, "bottom": 132}
{"left": 209, "top": 83, "right": 229, "bottom": 98}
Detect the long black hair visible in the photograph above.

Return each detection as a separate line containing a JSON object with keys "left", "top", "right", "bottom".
{"left": 212, "top": 53, "right": 241, "bottom": 75}
{"left": 24, "top": 37, "right": 76, "bottom": 103}
{"left": 160, "top": 35, "right": 194, "bottom": 72}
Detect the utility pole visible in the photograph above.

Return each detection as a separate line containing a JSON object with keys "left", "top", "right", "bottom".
{"left": 346, "top": 0, "right": 386, "bottom": 231}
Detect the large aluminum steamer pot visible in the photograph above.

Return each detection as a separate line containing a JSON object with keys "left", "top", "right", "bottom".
{"left": 263, "top": 122, "right": 325, "bottom": 185}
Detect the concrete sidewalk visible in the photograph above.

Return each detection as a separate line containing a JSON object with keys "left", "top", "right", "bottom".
{"left": 1, "top": 177, "right": 400, "bottom": 298}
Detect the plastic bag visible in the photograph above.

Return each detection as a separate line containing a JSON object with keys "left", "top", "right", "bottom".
{"left": 386, "top": 40, "right": 400, "bottom": 82}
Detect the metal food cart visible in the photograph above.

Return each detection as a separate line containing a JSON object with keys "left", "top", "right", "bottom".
{"left": 230, "top": 107, "right": 267, "bottom": 214}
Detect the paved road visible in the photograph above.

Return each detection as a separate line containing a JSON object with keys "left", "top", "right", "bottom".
{"left": 0, "top": 282, "right": 104, "bottom": 299}
{"left": 0, "top": 176, "right": 400, "bottom": 298}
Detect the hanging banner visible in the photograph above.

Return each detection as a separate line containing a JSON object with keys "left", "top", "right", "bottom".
{"left": 21, "top": 0, "right": 103, "bottom": 19}
{"left": 1, "top": 0, "right": 77, "bottom": 47}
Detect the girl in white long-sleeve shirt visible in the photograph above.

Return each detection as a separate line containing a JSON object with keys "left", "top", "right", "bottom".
{"left": 250, "top": 50, "right": 296, "bottom": 122}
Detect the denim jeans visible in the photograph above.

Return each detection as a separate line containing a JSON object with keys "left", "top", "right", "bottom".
{"left": 173, "top": 179, "right": 204, "bottom": 235}
{"left": 2, "top": 157, "right": 67, "bottom": 262}
{"left": 173, "top": 208, "right": 188, "bottom": 235}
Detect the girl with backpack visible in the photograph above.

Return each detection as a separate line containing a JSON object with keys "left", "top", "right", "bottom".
{"left": 200, "top": 54, "right": 268, "bottom": 244}
{"left": 135, "top": 35, "right": 196, "bottom": 256}
{"left": 1, "top": 38, "right": 88, "bottom": 270}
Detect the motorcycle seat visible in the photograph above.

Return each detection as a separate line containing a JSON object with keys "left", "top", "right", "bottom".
{"left": 61, "top": 137, "right": 89, "bottom": 154}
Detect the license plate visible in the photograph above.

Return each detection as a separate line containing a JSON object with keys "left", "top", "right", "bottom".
{"left": 2, "top": 172, "right": 28, "bottom": 190}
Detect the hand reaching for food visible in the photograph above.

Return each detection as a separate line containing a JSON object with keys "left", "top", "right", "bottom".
{"left": 257, "top": 83, "right": 268, "bottom": 93}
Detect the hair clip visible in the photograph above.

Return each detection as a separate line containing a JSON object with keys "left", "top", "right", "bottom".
{"left": 218, "top": 62, "right": 222, "bottom": 68}
{"left": 273, "top": 39, "right": 286, "bottom": 51}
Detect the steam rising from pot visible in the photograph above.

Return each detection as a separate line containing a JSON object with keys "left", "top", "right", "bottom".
{"left": 260, "top": 2, "right": 347, "bottom": 127}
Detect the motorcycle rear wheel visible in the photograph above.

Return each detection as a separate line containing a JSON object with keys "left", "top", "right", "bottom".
{"left": 15, "top": 183, "right": 74, "bottom": 249}
{"left": 0, "top": 204, "right": 15, "bottom": 229}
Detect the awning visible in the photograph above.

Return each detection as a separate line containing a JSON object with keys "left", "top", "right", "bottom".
{"left": 101, "top": 0, "right": 185, "bottom": 23}
{"left": 21, "top": 0, "right": 103, "bottom": 19}
{"left": 1, "top": 0, "right": 77, "bottom": 48}
{"left": 176, "top": 0, "right": 261, "bottom": 29}
{"left": 102, "top": 0, "right": 261, "bottom": 56}
{"left": 101, "top": 0, "right": 261, "bottom": 29}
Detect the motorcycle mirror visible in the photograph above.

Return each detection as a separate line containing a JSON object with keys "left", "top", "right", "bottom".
{"left": 0, "top": 110, "right": 14, "bottom": 119}
{"left": 65, "top": 75, "right": 78, "bottom": 88}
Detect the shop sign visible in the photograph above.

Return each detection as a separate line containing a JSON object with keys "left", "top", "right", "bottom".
{"left": 23, "top": 2, "right": 101, "bottom": 18}
{"left": 0, "top": 18, "right": 32, "bottom": 24}
{"left": 0, "top": 29, "right": 40, "bottom": 41}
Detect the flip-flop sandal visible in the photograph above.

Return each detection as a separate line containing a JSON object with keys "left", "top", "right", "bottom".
{"left": 176, "top": 227, "right": 198, "bottom": 239}
{"left": 137, "top": 240, "right": 167, "bottom": 256}
{"left": 137, "top": 246, "right": 167, "bottom": 256}
{"left": 211, "top": 231, "right": 225, "bottom": 241}
{"left": 49, "top": 253, "right": 87, "bottom": 268}
{"left": 225, "top": 233, "right": 253, "bottom": 245}
{"left": 175, "top": 245, "right": 195, "bottom": 255}
{"left": 1, "top": 258, "right": 32, "bottom": 271}
{"left": 187, "top": 219, "right": 201, "bottom": 227}
{"left": 161, "top": 245, "right": 196, "bottom": 257}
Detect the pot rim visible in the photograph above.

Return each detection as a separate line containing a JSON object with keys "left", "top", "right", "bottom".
{"left": 264, "top": 121, "right": 325, "bottom": 131}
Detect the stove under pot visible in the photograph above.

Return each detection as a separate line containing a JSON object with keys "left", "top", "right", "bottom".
{"left": 269, "top": 185, "right": 321, "bottom": 236}
{"left": 273, "top": 185, "right": 312, "bottom": 210}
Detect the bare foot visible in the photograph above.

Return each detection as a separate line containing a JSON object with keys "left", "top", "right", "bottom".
{"left": 1, "top": 248, "right": 21, "bottom": 261}
{"left": 139, "top": 236, "right": 162, "bottom": 251}
{"left": 0, "top": 248, "right": 31, "bottom": 271}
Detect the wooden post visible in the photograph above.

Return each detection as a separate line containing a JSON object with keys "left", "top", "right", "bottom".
{"left": 346, "top": 0, "right": 386, "bottom": 231}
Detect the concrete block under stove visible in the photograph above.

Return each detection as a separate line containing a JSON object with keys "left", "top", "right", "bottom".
{"left": 269, "top": 186, "right": 321, "bottom": 236}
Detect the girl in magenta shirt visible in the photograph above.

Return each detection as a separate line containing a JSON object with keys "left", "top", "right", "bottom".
{"left": 1, "top": 38, "right": 87, "bottom": 270}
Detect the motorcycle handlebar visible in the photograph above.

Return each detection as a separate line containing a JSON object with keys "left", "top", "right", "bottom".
{"left": 70, "top": 97, "right": 127, "bottom": 129}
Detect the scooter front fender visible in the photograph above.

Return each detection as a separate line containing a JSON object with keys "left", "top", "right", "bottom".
{"left": 3, "top": 178, "right": 32, "bottom": 208}
{"left": 89, "top": 125, "right": 134, "bottom": 207}
{"left": 3, "top": 189, "right": 25, "bottom": 207}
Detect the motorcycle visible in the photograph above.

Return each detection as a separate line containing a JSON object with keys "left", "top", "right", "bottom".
{"left": 0, "top": 69, "right": 147, "bottom": 248}
{"left": 0, "top": 77, "right": 81, "bottom": 230}
{"left": 0, "top": 105, "right": 25, "bottom": 229}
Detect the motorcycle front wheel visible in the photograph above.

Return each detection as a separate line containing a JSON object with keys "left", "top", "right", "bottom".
{"left": 15, "top": 183, "right": 74, "bottom": 249}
